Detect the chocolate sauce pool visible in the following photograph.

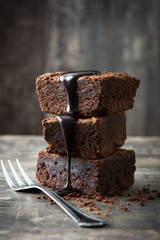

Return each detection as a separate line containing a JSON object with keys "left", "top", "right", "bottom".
{"left": 55, "top": 70, "right": 100, "bottom": 196}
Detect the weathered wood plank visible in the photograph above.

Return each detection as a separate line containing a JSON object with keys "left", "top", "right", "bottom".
{"left": 0, "top": 0, "right": 45, "bottom": 134}
{"left": 0, "top": 136, "right": 160, "bottom": 240}
{"left": 45, "top": 0, "right": 160, "bottom": 136}
{"left": 0, "top": 0, "right": 160, "bottom": 136}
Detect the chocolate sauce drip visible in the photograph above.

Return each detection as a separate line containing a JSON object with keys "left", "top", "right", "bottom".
{"left": 56, "top": 115, "right": 75, "bottom": 190}
{"left": 60, "top": 70, "right": 100, "bottom": 113}
{"left": 55, "top": 70, "right": 100, "bottom": 196}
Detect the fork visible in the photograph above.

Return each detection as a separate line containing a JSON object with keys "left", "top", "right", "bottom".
{"left": 1, "top": 159, "right": 104, "bottom": 227}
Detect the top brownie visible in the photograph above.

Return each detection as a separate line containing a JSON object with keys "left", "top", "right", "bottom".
{"left": 36, "top": 71, "right": 140, "bottom": 117}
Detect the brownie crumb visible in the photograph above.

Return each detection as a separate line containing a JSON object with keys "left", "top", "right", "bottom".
{"left": 147, "top": 195, "right": 155, "bottom": 200}
{"left": 157, "top": 192, "right": 160, "bottom": 198}
{"left": 88, "top": 207, "right": 95, "bottom": 212}
{"left": 152, "top": 189, "right": 157, "bottom": 193}
{"left": 139, "top": 201, "right": 145, "bottom": 206}
{"left": 79, "top": 200, "right": 95, "bottom": 208}
{"left": 49, "top": 201, "right": 56, "bottom": 204}
{"left": 102, "top": 198, "right": 110, "bottom": 203}
{"left": 104, "top": 213, "right": 109, "bottom": 218}
{"left": 142, "top": 187, "right": 150, "bottom": 194}
{"left": 95, "top": 196, "right": 103, "bottom": 201}
{"left": 124, "top": 207, "right": 128, "bottom": 211}
{"left": 63, "top": 196, "right": 71, "bottom": 200}
{"left": 106, "top": 209, "right": 111, "bottom": 213}
{"left": 36, "top": 195, "right": 41, "bottom": 199}
{"left": 93, "top": 212, "right": 101, "bottom": 215}
{"left": 48, "top": 197, "right": 56, "bottom": 204}
{"left": 120, "top": 207, "right": 128, "bottom": 211}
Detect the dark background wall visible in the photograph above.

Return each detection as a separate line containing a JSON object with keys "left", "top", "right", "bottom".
{"left": 0, "top": 0, "right": 160, "bottom": 135}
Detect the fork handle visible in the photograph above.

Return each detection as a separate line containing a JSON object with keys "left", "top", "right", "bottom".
{"left": 36, "top": 185, "right": 104, "bottom": 227}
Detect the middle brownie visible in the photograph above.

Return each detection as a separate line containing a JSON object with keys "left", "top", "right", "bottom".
{"left": 43, "top": 112, "right": 126, "bottom": 159}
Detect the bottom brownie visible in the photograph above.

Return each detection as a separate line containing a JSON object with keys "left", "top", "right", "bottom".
{"left": 36, "top": 149, "right": 136, "bottom": 196}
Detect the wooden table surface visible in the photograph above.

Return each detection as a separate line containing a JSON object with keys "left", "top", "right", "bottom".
{"left": 0, "top": 135, "right": 160, "bottom": 240}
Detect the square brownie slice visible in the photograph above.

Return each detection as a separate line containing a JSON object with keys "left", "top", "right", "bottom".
{"left": 36, "top": 71, "right": 140, "bottom": 117}
{"left": 43, "top": 112, "right": 126, "bottom": 159}
{"left": 36, "top": 149, "right": 136, "bottom": 196}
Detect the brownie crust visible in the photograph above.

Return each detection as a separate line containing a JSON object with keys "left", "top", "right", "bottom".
{"left": 43, "top": 112, "right": 126, "bottom": 159}
{"left": 36, "top": 71, "right": 140, "bottom": 117}
{"left": 36, "top": 149, "right": 136, "bottom": 196}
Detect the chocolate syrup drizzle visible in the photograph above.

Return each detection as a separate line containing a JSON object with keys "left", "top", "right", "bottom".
{"left": 55, "top": 70, "right": 100, "bottom": 196}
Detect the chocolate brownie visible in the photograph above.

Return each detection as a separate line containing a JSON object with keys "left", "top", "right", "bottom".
{"left": 43, "top": 112, "right": 126, "bottom": 159}
{"left": 36, "top": 71, "right": 140, "bottom": 117}
{"left": 36, "top": 149, "right": 136, "bottom": 195}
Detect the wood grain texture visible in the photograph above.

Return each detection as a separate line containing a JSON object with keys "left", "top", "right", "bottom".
{"left": 0, "top": 0, "right": 45, "bottom": 134}
{"left": 45, "top": 0, "right": 160, "bottom": 136}
{"left": 0, "top": 135, "right": 160, "bottom": 240}
{"left": 0, "top": 0, "right": 160, "bottom": 134}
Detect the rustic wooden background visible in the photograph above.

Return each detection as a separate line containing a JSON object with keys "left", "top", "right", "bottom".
{"left": 0, "top": 0, "right": 159, "bottom": 135}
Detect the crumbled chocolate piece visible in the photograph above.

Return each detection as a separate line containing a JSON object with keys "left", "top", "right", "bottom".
{"left": 157, "top": 192, "right": 160, "bottom": 198}
{"left": 120, "top": 207, "right": 128, "bottom": 211}
{"left": 124, "top": 207, "right": 128, "bottom": 211}
{"left": 102, "top": 198, "right": 110, "bottom": 203}
{"left": 106, "top": 209, "right": 111, "bottom": 213}
{"left": 147, "top": 195, "right": 155, "bottom": 200}
{"left": 88, "top": 207, "right": 95, "bottom": 212}
{"left": 93, "top": 212, "right": 101, "bottom": 215}
{"left": 95, "top": 196, "right": 103, "bottom": 201}
{"left": 139, "top": 201, "right": 145, "bottom": 206}
{"left": 63, "top": 196, "right": 71, "bottom": 200}
{"left": 36, "top": 195, "right": 41, "bottom": 199}
{"left": 49, "top": 201, "right": 56, "bottom": 204}
{"left": 48, "top": 197, "right": 56, "bottom": 204}
{"left": 152, "top": 189, "right": 157, "bottom": 193}
{"left": 79, "top": 200, "right": 95, "bottom": 207}
{"left": 142, "top": 187, "right": 150, "bottom": 194}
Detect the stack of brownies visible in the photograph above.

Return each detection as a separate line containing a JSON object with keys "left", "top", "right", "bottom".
{"left": 36, "top": 71, "right": 140, "bottom": 196}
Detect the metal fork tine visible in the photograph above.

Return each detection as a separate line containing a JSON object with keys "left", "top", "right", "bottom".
{"left": 16, "top": 158, "right": 34, "bottom": 185}
{"left": 8, "top": 160, "right": 25, "bottom": 187}
{"left": 1, "top": 160, "right": 17, "bottom": 190}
